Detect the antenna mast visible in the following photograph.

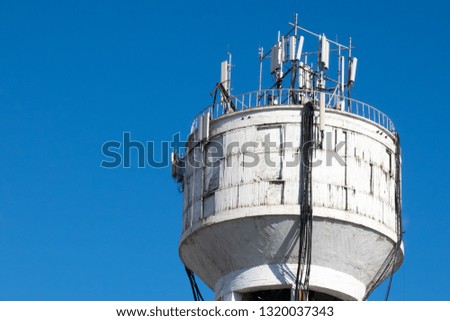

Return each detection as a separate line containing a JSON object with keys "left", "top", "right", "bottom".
{"left": 258, "top": 17, "right": 358, "bottom": 108}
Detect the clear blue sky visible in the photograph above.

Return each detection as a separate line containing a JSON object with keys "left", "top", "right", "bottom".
{"left": 0, "top": 0, "right": 449, "bottom": 300}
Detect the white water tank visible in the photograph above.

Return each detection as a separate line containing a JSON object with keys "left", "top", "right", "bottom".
{"left": 178, "top": 96, "right": 403, "bottom": 300}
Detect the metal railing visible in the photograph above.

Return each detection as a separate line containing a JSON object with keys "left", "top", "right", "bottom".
{"left": 191, "top": 89, "right": 395, "bottom": 133}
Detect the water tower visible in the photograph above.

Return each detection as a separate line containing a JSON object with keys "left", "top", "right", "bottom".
{"left": 172, "top": 15, "right": 403, "bottom": 301}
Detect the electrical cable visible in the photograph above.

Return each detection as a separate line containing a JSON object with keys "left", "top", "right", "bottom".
{"left": 295, "top": 101, "right": 314, "bottom": 301}
{"left": 385, "top": 133, "right": 403, "bottom": 301}
{"left": 363, "top": 133, "right": 403, "bottom": 301}
{"left": 185, "top": 267, "right": 204, "bottom": 301}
